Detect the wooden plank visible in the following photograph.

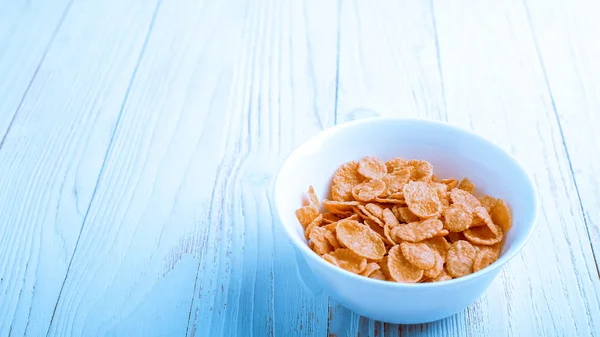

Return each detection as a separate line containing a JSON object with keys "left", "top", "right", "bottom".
{"left": 188, "top": 0, "right": 338, "bottom": 335}
{"left": 0, "top": 0, "right": 71, "bottom": 138}
{"left": 524, "top": 0, "right": 600, "bottom": 273}
{"left": 0, "top": 0, "right": 159, "bottom": 335}
{"left": 45, "top": 0, "right": 338, "bottom": 336}
{"left": 434, "top": 0, "right": 600, "bottom": 336}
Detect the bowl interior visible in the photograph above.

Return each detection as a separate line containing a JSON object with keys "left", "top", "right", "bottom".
{"left": 274, "top": 118, "right": 537, "bottom": 273}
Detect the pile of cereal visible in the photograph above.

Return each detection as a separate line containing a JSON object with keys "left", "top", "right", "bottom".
{"left": 295, "top": 156, "right": 512, "bottom": 283}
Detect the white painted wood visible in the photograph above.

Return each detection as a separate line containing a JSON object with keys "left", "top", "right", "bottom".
{"left": 524, "top": 0, "right": 600, "bottom": 273}
{"left": 0, "top": 0, "right": 71, "bottom": 137}
{"left": 434, "top": 0, "right": 600, "bottom": 336}
{"left": 0, "top": 0, "right": 160, "bottom": 335}
{"left": 45, "top": 0, "right": 338, "bottom": 336}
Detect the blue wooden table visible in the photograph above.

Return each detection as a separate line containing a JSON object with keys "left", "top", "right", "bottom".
{"left": 1, "top": 0, "right": 599, "bottom": 336}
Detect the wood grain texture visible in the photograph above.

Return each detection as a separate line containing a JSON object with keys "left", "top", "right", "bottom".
{"left": 0, "top": 0, "right": 71, "bottom": 139}
{"left": 44, "top": 0, "right": 338, "bottom": 336}
{"left": 0, "top": 0, "right": 160, "bottom": 335}
{"left": 524, "top": 0, "right": 600, "bottom": 273}
{"left": 0, "top": 0, "right": 599, "bottom": 336}
{"left": 434, "top": 0, "right": 600, "bottom": 336}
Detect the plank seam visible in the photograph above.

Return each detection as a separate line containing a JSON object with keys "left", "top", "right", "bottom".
{"left": 0, "top": 0, "right": 75, "bottom": 153}
{"left": 429, "top": 0, "right": 448, "bottom": 122}
{"left": 332, "top": 0, "right": 342, "bottom": 125}
{"left": 44, "top": 1, "right": 164, "bottom": 335}
{"left": 522, "top": 0, "right": 600, "bottom": 279}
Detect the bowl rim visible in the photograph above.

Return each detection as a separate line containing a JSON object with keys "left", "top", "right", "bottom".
{"left": 273, "top": 117, "right": 539, "bottom": 288}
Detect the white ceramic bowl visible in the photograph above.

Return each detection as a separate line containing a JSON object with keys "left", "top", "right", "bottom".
{"left": 273, "top": 117, "right": 538, "bottom": 324}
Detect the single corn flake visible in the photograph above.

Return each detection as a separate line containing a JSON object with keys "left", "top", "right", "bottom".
{"left": 395, "top": 206, "right": 420, "bottom": 223}
{"left": 323, "top": 199, "right": 360, "bottom": 215}
{"left": 450, "top": 188, "right": 481, "bottom": 211}
{"left": 442, "top": 205, "right": 473, "bottom": 232}
{"left": 365, "top": 203, "right": 385, "bottom": 220}
{"left": 385, "top": 158, "right": 407, "bottom": 173}
{"left": 352, "top": 179, "right": 386, "bottom": 201}
{"left": 458, "top": 178, "right": 475, "bottom": 194}
{"left": 331, "top": 161, "right": 364, "bottom": 201}
{"left": 432, "top": 182, "right": 450, "bottom": 207}
{"left": 324, "top": 229, "right": 341, "bottom": 249}
{"left": 364, "top": 219, "right": 391, "bottom": 245}
{"left": 360, "top": 262, "right": 381, "bottom": 277}
{"left": 336, "top": 219, "right": 386, "bottom": 259}
{"left": 392, "top": 218, "right": 443, "bottom": 243}
{"left": 478, "top": 195, "right": 497, "bottom": 214}
{"left": 430, "top": 270, "right": 453, "bottom": 282}
{"left": 379, "top": 256, "right": 391, "bottom": 279}
{"left": 464, "top": 224, "right": 504, "bottom": 246}
{"left": 423, "top": 250, "right": 444, "bottom": 279}
{"left": 440, "top": 178, "right": 459, "bottom": 190}
{"left": 472, "top": 206, "right": 499, "bottom": 236}
{"left": 358, "top": 156, "right": 387, "bottom": 180}
{"left": 381, "top": 168, "right": 411, "bottom": 196}
{"left": 383, "top": 208, "right": 400, "bottom": 244}
{"left": 405, "top": 160, "right": 434, "bottom": 181}
{"left": 355, "top": 205, "right": 384, "bottom": 227}
{"left": 295, "top": 205, "right": 320, "bottom": 228}
{"left": 473, "top": 247, "right": 500, "bottom": 272}
{"left": 388, "top": 245, "right": 424, "bottom": 283}
{"left": 309, "top": 227, "right": 334, "bottom": 255}
{"left": 307, "top": 185, "right": 319, "bottom": 206}
{"left": 446, "top": 240, "right": 477, "bottom": 277}
{"left": 328, "top": 248, "right": 368, "bottom": 274}
{"left": 304, "top": 214, "right": 323, "bottom": 239}
{"left": 435, "top": 229, "right": 450, "bottom": 237}
{"left": 322, "top": 253, "right": 340, "bottom": 267}
{"left": 400, "top": 242, "right": 436, "bottom": 269}
{"left": 423, "top": 236, "right": 451, "bottom": 258}
{"left": 403, "top": 181, "right": 443, "bottom": 218}
{"left": 491, "top": 199, "right": 512, "bottom": 232}
{"left": 369, "top": 269, "right": 387, "bottom": 280}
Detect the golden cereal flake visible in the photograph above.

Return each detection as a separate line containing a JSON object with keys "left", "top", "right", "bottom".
{"left": 464, "top": 224, "right": 504, "bottom": 246}
{"left": 449, "top": 188, "right": 481, "bottom": 211}
{"left": 400, "top": 242, "right": 436, "bottom": 269}
{"left": 458, "top": 178, "right": 475, "bottom": 194}
{"left": 358, "top": 156, "right": 387, "bottom": 180}
{"left": 328, "top": 248, "right": 368, "bottom": 274}
{"left": 331, "top": 161, "right": 364, "bottom": 201}
{"left": 491, "top": 199, "right": 512, "bottom": 232}
{"left": 385, "top": 157, "right": 407, "bottom": 173}
{"left": 295, "top": 205, "right": 320, "bottom": 228}
{"left": 442, "top": 205, "right": 473, "bottom": 232}
{"left": 360, "top": 262, "right": 381, "bottom": 277}
{"left": 478, "top": 195, "right": 497, "bottom": 214}
{"left": 405, "top": 160, "right": 434, "bottom": 181}
{"left": 335, "top": 219, "right": 386, "bottom": 259}
{"left": 309, "top": 226, "right": 334, "bottom": 255}
{"left": 392, "top": 218, "right": 443, "bottom": 243}
{"left": 304, "top": 214, "right": 323, "bottom": 239}
{"left": 388, "top": 245, "right": 424, "bottom": 283}
{"left": 403, "top": 181, "right": 443, "bottom": 218}
{"left": 423, "top": 250, "right": 444, "bottom": 279}
{"left": 446, "top": 240, "right": 477, "bottom": 277}
{"left": 352, "top": 179, "right": 386, "bottom": 201}
{"left": 473, "top": 247, "right": 500, "bottom": 272}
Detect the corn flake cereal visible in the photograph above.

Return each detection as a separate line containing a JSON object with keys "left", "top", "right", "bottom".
{"left": 403, "top": 181, "right": 443, "bottom": 218}
{"left": 400, "top": 242, "right": 436, "bottom": 269}
{"left": 352, "top": 179, "right": 386, "bottom": 201}
{"left": 295, "top": 156, "right": 513, "bottom": 283}
{"left": 358, "top": 156, "right": 387, "bottom": 180}
{"left": 446, "top": 240, "right": 477, "bottom": 277}
{"left": 388, "top": 245, "right": 424, "bottom": 283}
{"left": 336, "top": 219, "right": 385, "bottom": 259}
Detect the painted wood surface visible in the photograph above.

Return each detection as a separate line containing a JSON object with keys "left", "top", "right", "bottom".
{"left": 0, "top": 0, "right": 598, "bottom": 336}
